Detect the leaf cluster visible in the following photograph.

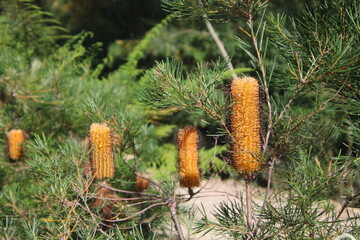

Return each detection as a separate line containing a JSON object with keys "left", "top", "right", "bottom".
{"left": 267, "top": 0, "right": 360, "bottom": 101}
{"left": 1, "top": 0, "right": 68, "bottom": 60}
{"left": 140, "top": 59, "right": 229, "bottom": 126}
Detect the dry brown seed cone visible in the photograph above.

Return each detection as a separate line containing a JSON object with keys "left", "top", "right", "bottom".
{"left": 135, "top": 175, "right": 150, "bottom": 192}
{"left": 89, "top": 123, "right": 115, "bottom": 179}
{"left": 177, "top": 127, "right": 200, "bottom": 188}
{"left": 230, "top": 77, "right": 261, "bottom": 179}
{"left": 92, "top": 184, "right": 122, "bottom": 219}
{"left": 8, "top": 129, "right": 25, "bottom": 160}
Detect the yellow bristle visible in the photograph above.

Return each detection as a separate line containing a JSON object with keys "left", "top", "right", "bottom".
{"left": 230, "top": 77, "right": 261, "bottom": 178}
{"left": 89, "top": 123, "right": 115, "bottom": 179}
{"left": 8, "top": 129, "right": 25, "bottom": 160}
{"left": 177, "top": 127, "right": 200, "bottom": 188}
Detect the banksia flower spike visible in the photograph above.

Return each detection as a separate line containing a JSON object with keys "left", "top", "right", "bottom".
{"left": 230, "top": 77, "right": 261, "bottom": 180}
{"left": 177, "top": 127, "right": 200, "bottom": 188}
{"left": 8, "top": 129, "right": 25, "bottom": 160}
{"left": 89, "top": 123, "right": 115, "bottom": 179}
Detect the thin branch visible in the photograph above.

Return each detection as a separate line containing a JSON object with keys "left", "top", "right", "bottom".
{"left": 273, "top": 82, "right": 303, "bottom": 127}
{"left": 99, "top": 183, "right": 163, "bottom": 199}
{"left": 288, "top": 87, "right": 343, "bottom": 135}
{"left": 168, "top": 199, "right": 186, "bottom": 240}
{"left": 106, "top": 202, "right": 167, "bottom": 222}
{"left": 245, "top": 180, "right": 254, "bottom": 233}
{"left": 199, "top": 0, "right": 238, "bottom": 79}
{"left": 204, "top": 18, "right": 238, "bottom": 79}
{"left": 335, "top": 190, "right": 360, "bottom": 222}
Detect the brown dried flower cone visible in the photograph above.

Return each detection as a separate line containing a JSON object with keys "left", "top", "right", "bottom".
{"left": 93, "top": 184, "right": 122, "bottom": 219}
{"left": 177, "top": 127, "right": 200, "bottom": 188}
{"left": 82, "top": 160, "right": 92, "bottom": 178}
{"left": 89, "top": 123, "right": 115, "bottom": 179}
{"left": 230, "top": 77, "right": 261, "bottom": 179}
{"left": 135, "top": 175, "right": 150, "bottom": 192}
{"left": 111, "top": 133, "right": 122, "bottom": 148}
{"left": 8, "top": 129, "right": 25, "bottom": 160}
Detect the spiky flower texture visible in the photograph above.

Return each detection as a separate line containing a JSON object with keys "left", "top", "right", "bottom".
{"left": 8, "top": 129, "right": 25, "bottom": 160}
{"left": 230, "top": 77, "right": 261, "bottom": 179}
{"left": 177, "top": 127, "right": 200, "bottom": 188}
{"left": 89, "top": 123, "right": 115, "bottom": 179}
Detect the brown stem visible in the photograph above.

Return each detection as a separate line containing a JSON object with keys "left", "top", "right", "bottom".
{"left": 204, "top": 18, "right": 238, "bottom": 79}
{"left": 265, "top": 160, "right": 275, "bottom": 199}
{"left": 253, "top": 159, "right": 276, "bottom": 233}
{"left": 99, "top": 182, "right": 161, "bottom": 198}
{"left": 105, "top": 202, "right": 167, "bottom": 222}
{"left": 335, "top": 190, "right": 360, "bottom": 222}
{"left": 168, "top": 199, "right": 186, "bottom": 240}
{"left": 245, "top": 180, "right": 253, "bottom": 233}
{"left": 199, "top": 0, "right": 238, "bottom": 79}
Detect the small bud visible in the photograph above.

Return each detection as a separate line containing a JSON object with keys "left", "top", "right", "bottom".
{"left": 177, "top": 127, "right": 200, "bottom": 188}
{"left": 8, "top": 129, "right": 25, "bottom": 160}
{"left": 230, "top": 77, "right": 261, "bottom": 179}
{"left": 89, "top": 123, "right": 115, "bottom": 179}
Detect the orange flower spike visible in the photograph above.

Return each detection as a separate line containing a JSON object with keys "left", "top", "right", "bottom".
{"left": 89, "top": 123, "right": 115, "bottom": 179}
{"left": 230, "top": 77, "right": 261, "bottom": 178}
{"left": 8, "top": 129, "right": 25, "bottom": 160}
{"left": 177, "top": 127, "right": 200, "bottom": 188}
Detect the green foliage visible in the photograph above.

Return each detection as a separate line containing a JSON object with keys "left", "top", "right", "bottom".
{"left": 196, "top": 200, "right": 247, "bottom": 238}
{"left": 261, "top": 0, "right": 360, "bottom": 163}
{"left": 257, "top": 153, "right": 358, "bottom": 239}
{"left": 1, "top": 0, "right": 68, "bottom": 60}
{"left": 267, "top": 0, "right": 360, "bottom": 100}
{"left": 0, "top": 33, "right": 95, "bottom": 137}
{"left": 140, "top": 59, "right": 229, "bottom": 126}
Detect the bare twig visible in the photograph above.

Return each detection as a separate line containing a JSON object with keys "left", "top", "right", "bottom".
{"left": 288, "top": 88, "right": 342, "bottom": 135}
{"left": 168, "top": 198, "right": 186, "bottom": 240}
{"left": 99, "top": 183, "right": 162, "bottom": 198}
{"left": 334, "top": 190, "right": 360, "bottom": 223}
{"left": 204, "top": 18, "right": 238, "bottom": 79}
{"left": 199, "top": 0, "right": 238, "bottom": 79}
{"left": 245, "top": 180, "right": 254, "bottom": 233}
{"left": 106, "top": 202, "right": 167, "bottom": 222}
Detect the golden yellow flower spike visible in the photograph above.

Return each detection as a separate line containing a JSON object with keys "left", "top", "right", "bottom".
{"left": 177, "top": 127, "right": 200, "bottom": 188}
{"left": 8, "top": 129, "right": 25, "bottom": 160}
{"left": 230, "top": 77, "right": 261, "bottom": 179}
{"left": 89, "top": 123, "right": 115, "bottom": 179}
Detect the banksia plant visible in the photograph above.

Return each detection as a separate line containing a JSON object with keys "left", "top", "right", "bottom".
{"left": 230, "top": 77, "right": 261, "bottom": 180}
{"left": 89, "top": 123, "right": 115, "bottom": 179}
{"left": 177, "top": 127, "right": 200, "bottom": 188}
{"left": 8, "top": 129, "right": 25, "bottom": 160}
